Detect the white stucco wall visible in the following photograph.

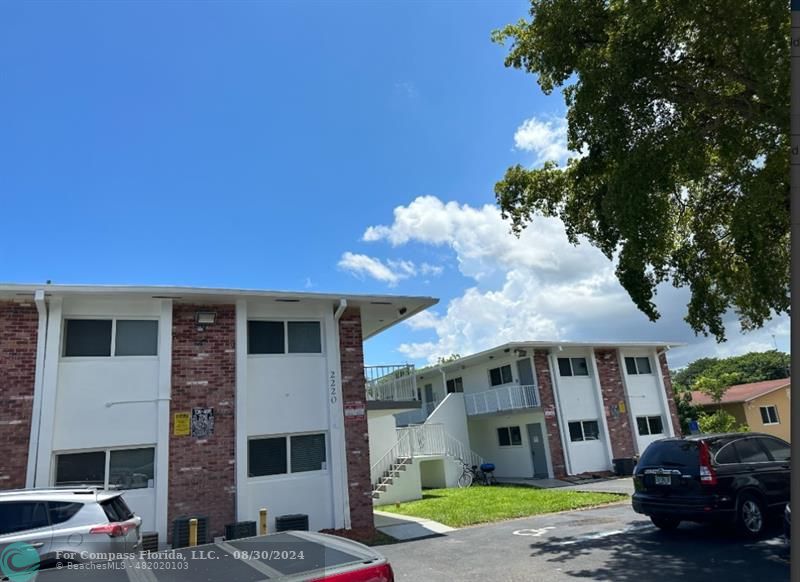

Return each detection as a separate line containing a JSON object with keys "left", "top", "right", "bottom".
{"left": 467, "top": 411, "right": 551, "bottom": 478}
{"left": 373, "top": 459, "right": 422, "bottom": 506}
{"left": 368, "top": 414, "right": 398, "bottom": 468}
{"left": 426, "top": 393, "right": 469, "bottom": 447}
{"left": 620, "top": 349, "right": 674, "bottom": 453}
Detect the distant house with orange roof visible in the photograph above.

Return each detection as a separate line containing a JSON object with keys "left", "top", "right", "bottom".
{"left": 691, "top": 378, "right": 791, "bottom": 441}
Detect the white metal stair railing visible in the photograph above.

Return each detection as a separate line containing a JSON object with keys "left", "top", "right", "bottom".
{"left": 370, "top": 430, "right": 413, "bottom": 498}
{"left": 464, "top": 384, "right": 540, "bottom": 416}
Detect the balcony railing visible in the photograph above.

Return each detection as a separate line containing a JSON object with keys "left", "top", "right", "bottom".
{"left": 365, "top": 364, "right": 418, "bottom": 402}
{"left": 464, "top": 384, "right": 540, "bottom": 416}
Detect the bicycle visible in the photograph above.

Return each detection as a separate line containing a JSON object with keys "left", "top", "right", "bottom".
{"left": 457, "top": 461, "right": 498, "bottom": 487}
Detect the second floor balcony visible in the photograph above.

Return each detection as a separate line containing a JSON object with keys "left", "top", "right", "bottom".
{"left": 365, "top": 364, "right": 420, "bottom": 410}
{"left": 464, "top": 383, "right": 540, "bottom": 416}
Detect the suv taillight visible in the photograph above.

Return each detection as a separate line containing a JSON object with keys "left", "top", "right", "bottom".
{"left": 312, "top": 563, "right": 394, "bottom": 582}
{"left": 90, "top": 522, "right": 135, "bottom": 537}
{"left": 698, "top": 441, "right": 717, "bottom": 486}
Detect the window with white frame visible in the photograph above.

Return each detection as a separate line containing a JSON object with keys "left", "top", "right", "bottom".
{"left": 63, "top": 319, "right": 158, "bottom": 357}
{"left": 624, "top": 356, "right": 652, "bottom": 375}
{"left": 489, "top": 365, "right": 513, "bottom": 387}
{"left": 636, "top": 415, "right": 664, "bottom": 436}
{"left": 568, "top": 420, "right": 600, "bottom": 442}
{"left": 759, "top": 405, "right": 780, "bottom": 425}
{"left": 497, "top": 426, "right": 522, "bottom": 447}
{"left": 247, "top": 320, "right": 322, "bottom": 355}
{"left": 446, "top": 377, "right": 464, "bottom": 393}
{"left": 248, "top": 433, "right": 327, "bottom": 477}
{"left": 54, "top": 447, "right": 155, "bottom": 489}
{"left": 557, "top": 357, "right": 589, "bottom": 377}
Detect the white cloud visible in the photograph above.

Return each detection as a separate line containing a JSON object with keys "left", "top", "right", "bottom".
{"left": 513, "top": 116, "right": 570, "bottom": 165}
{"left": 337, "top": 253, "right": 441, "bottom": 287}
{"left": 362, "top": 195, "right": 790, "bottom": 366}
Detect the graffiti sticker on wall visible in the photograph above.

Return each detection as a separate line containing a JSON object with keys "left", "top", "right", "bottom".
{"left": 191, "top": 407, "right": 215, "bottom": 438}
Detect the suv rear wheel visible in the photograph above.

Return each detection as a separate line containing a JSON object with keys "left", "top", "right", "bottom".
{"left": 650, "top": 516, "right": 680, "bottom": 531}
{"left": 736, "top": 493, "right": 766, "bottom": 538}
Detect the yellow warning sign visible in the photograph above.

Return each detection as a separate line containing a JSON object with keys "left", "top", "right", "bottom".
{"left": 174, "top": 412, "right": 190, "bottom": 436}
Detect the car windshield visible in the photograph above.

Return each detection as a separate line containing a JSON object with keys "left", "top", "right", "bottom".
{"left": 639, "top": 440, "right": 700, "bottom": 468}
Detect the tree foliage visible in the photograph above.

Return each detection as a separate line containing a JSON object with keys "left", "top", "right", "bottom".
{"left": 697, "top": 409, "right": 750, "bottom": 434}
{"left": 692, "top": 372, "right": 742, "bottom": 404}
{"left": 492, "top": 0, "right": 789, "bottom": 340}
{"left": 671, "top": 350, "right": 790, "bottom": 391}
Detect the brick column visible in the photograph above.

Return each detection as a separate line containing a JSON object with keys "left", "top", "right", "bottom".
{"left": 659, "top": 352, "right": 682, "bottom": 437}
{"left": 168, "top": 304, "right": 236, "bottom": 541}
{"left": 594, "top": 349, "right": 636, "bottom": 459}
{"left": 338, "top": 307, "right": 375, "bottom": 535}
{"left": 0, "top": 302, "right": 38, "bottom": 489}
{"left": 533, "top": 350, "right": 567, "bottom": 478}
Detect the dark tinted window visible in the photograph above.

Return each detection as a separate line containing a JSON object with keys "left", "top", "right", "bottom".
{"left": 287, "top": 322, "right": 322, "bottom": 353}
{"left": 109, "top": 448, "right": 154, "bottom": 489}
{"left": 558, "top": 358, "right": 572, "bottom": 377}
{"left": 568, "top": 422, "right": 583, "bottom": 442}
{"left": 648, "top": 416, "right": 663, "bottom": 435}
{"left": 625, "top": 357, "right": 638, "bottom": 375}
{"left": 497, "top": 427, "right": 511, "bottom": 446}
{"left": 636, "top": 416, "right": 649, "bottom": 436}
{"left": 248, "top": 321, "right": 285, "bottom": 354}
{"left": 733, "top": 438, "right": 770, "bottom": 463}
{"left": 583, "top": 421, "right": 599, "bottom": 440}
{"left": 489, "top": 365, "right": 512, "bottom": 386}
{"left": 63, "top": 319, "right": 112, "bottom": 357}
{"left": 635, "top": 357, "right": 652, "bottom": 374}
{"left": 760, "top": 438, "right": 790, "bottom": 462}
{"left": 115, "top": 320, "right": 158, "bottom": 356}
{"left": 446, "top": 377, "right": 464, "bottom": 394}
{"left": 509, "top": 426, "right": 522, "bottom": 446}
{"left": 571, "top": 358, "right": 589, "bottom": 376}
{"left": 290, "top": 434, "right": 326, "bottom": 472}
{"left": 0, "top": 502, "right": 49, "bottom": 534}
{"left": 249, "top": 437, "right": 287, "bottom": 476}
{"left": 101, "top": 496, "right": 133, "bottom": 522}
{"left": 55, "top": 451, "right": 106, "bottom": 486}
{"left": 639, "top": 440, "right": 700, "bottom": 468}
{"left": 714, "top": 443, "right": 738, "bottom": 464}
{"left": 48, "top": 502, "right": 83, "bottom": 525}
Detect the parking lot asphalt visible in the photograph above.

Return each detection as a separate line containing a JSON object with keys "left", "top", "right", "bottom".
{"left": 378, "top": 502, "right": 789, "bottom": 582}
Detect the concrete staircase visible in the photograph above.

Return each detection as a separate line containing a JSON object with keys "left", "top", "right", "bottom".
{"left": 371, "top": 456, "right": 412, "bottom": 500}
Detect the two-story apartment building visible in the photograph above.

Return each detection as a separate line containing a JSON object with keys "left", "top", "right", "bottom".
{"left": 368, "top": 341, "right": 683, "bottom": 505}
{"left": 0, "top": 283, "right": 436, "bottom": 545}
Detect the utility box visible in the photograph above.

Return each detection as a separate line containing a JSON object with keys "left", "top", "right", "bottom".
{"left": 225, "top": 521, "right": 257, "bottom": 540}
{"left": 275, "top": 514, "right": 309, "bottom": 532}
{"left": 613, "top": 458, "right": 635, "bottom": 476}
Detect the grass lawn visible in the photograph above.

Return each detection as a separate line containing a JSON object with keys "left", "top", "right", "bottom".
{"left": 380, "top": 485, "right": 626, "bottom": 528}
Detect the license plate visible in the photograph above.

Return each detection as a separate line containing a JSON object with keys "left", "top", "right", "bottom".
{"left": 654, "top": 475, "right": 671, "bottom": 486}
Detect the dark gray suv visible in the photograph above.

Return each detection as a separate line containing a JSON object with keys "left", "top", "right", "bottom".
{"left": 632, "top": 432, "right": 790, "bottom": 537}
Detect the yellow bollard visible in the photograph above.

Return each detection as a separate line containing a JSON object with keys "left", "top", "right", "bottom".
{"left": 259, "top": 508, "right": 268, "bottom": 536}
{"left": 188, "top": 518, "right": 198, "bottom": 547}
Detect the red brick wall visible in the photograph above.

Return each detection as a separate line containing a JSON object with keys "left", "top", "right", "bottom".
{"left": 594, "top": 349, "right": 636, "bottom": 459}
{"left": 659, "top": 352, "right": 682, "bottom": 437}
{"left": 0, "top": 302, "right": 38, "bottom": 489}
{"left": 533, "top": 350, "right": 567, "bottom": 478}
{"left": 168, "top": 304, "right": 236, "bottom": 541}
{"left": 338, "top": 307, "right": 374, "bottom": 535}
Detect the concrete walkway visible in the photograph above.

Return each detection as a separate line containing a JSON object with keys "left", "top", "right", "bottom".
{"left": 497, "top": 476, "right": 634, "bottom": 495}
{"left": 374, "top": 510, "right": 455, "bottom": 541}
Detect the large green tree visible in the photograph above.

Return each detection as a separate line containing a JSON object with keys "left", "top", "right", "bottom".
{"left": 492, "top": 0, "right": 789, "bottom": 341}
{"left": 671, "top": 350, "right": 791, "bottom": 390}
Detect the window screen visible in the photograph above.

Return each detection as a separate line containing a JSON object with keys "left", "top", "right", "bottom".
{"left": 582, "top": 420, "right": 600, "bottom": 440}
{"left": 635, "top": 357, "right": 652, "bottom": 374}
{"left": 248, "top": 321, "right": 285, "bottom": 354}
{"left": 109, "top": 448, "right": 155, "bottom": 489}
{"left": 558, "top": 358, "right": 573, "bottom": 377}
{"left": 509, "top": 426, "right": 522, "bottom": 446}
{"left": 446, "top": 377, "right": 464, "bottom": 393}
{"left": 64, "top": 319, "right": 112, "bottom": 357}
{"left": 55, "top": 451, "right": 106, "bottom": 486}
{"left": 625, "top": 357, "right": 638, "bottom": 375}
{"left": 489, "top": 365, "right": 512, "bottom": 386}
{"left": 290, "top": 434, "right": 326, "bottom": 472}
{"left": 248, "top": 437, "right": 287, "bottom": 476}
{"left": 497, "top": 427, "right": 511, "bottom": 446}
{"left": 0, "top": 502, "right": 49, "bottom": 535}
{"left": 571, "top": 358, "right": 589, "bottom": 376}
{"left": 115, "top": 320, "right": 158, "bottom": 356}
{"left": 734, "top": 438, "right": 770, "bottom": 463}
{"left": 287, "top": 321, "right": 322, "bottom": 353}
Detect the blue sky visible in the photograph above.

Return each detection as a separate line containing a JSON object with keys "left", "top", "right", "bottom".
{"left": 0, "top": 1, "right": 789, "bottom": 369}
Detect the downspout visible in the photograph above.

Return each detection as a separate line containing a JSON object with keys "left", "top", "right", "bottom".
{"left": 27, "top": 290, "right": 48, "bottom": 488}
{"left": 332, "top": 299, "right": 349, "bottom": 528}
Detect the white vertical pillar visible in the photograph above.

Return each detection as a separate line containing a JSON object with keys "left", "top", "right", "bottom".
{"left": 26, "top": 290, "right": 48, "bottom": 488}
{"left": 324, "top": 307, "right": 349, "bottom": 529}
{"left": 234, "top": 299, "right": 248, "bottom": 521}
{"left": 35, "top": 296, "right": 62, "bottom": 487}
{"left": 155, "top": 299, "right": 172, "bottom": 545}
